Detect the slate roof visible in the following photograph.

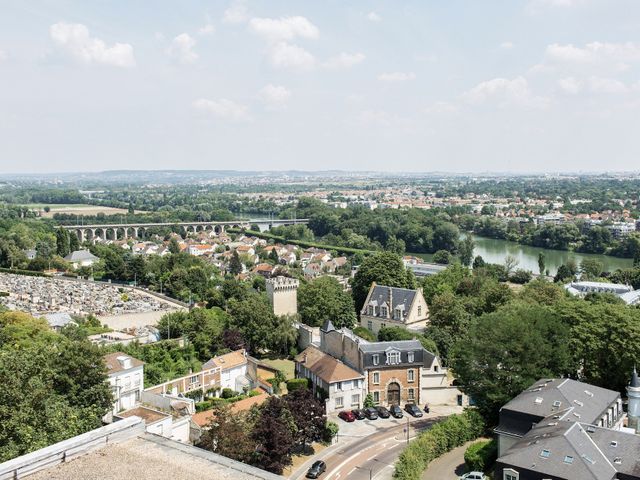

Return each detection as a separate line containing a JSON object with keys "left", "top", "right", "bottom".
{"left": 64, "top": 249, "right": 99, "bottom": 262}
{"left": 359, "top": 339, "right": 435, "bottom": 369}
{"left": 497, "top": 420, "right": 618, "bottom": 480}
{"left": 496, "top": 378, "right": 619, "bottom": 438}
{"left": 362, "top": 284, "right": 417, "bottom": 316}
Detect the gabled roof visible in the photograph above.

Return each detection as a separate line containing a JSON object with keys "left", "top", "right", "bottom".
{"left": 64, "top": 249, "right": 99, "bottom": 262}
{"left": 103, "top": 352, "right": 144, "bottom": 374}
{"left": 295, "top": 346, "right": 364, "bottom": 383}
{"left": 202, "top": 349, "right": 247, "bottom": 371}
{"left": 362, "top": 284, "right": 418, "bottom": 315}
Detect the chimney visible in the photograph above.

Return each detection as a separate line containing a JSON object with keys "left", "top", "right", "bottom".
{"left": 388, "top": 287, "right": 393, "bottom": 317}
{"left": 303, "top": 353, "right": 308, "bottom": 364}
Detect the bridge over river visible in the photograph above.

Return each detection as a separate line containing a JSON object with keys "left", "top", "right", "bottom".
{"left": 60, "top": 218, "right": 308, "bottom": 243}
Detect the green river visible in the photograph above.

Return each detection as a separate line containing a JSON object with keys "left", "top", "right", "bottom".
{"left": 413, "top": 235, "right": 633, "bottom": 275}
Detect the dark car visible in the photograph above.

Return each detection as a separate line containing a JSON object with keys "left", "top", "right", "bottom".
{"left": 338, "top": 410, "right": 356, "bottom": 422}
{"left": 364, "top": 407, "right": 379, "bottom": 420}
{"left": 306, "top": 461, "right": 326, "bottom": 479}
{"left": 376, "top": 406, "right": 391, "bottom": 418}
{"left": 405, "top": 403, "right": 423, "bottom": 417}
{"left": 389, "top": 404, "right": 403, "bottom": 418}
{"left": 351, "top": 409, "right": 366, "bottom": 420}
{"left": 424, "top": 403, "right": 430, "bottom": 414}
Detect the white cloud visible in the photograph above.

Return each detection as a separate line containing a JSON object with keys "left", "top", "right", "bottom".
{"left": 193, "top": 98, "right": 251, "bottom": 122}
{"left": 378, "top": 72, "right": 416, "bottom": 82}
{"left": 588, "top": 76, "right": 629, "bottom": 94}
{"left": 323, "top": 52, "right": 365, "bottom": 69}
{"left": 249, "top": 16, "right": 319, "bottom": 43}
{"left": 462, "top": 76, "right": 549, "bottom": 109}
{"left": 198, "top": 24, "right": 215, "bottom": 35}
{"left": 367, "top": 12, "right": 382, "bottom": 22}
{"left": 267, "top": 42, "right": 316, "bottom": 71}
{"left": 167, "top": 33, "right": 198, "bottom": 64}
{"left": 500, "top": 41, "right": 515, "bottom": 49}
{"left": 544, "top": 42, "right": 640, "bottom": 72}
{"left": 223, "top": 0, "right": 249, "bottom": 24}
{"left": 558, "top": 77, "right": 582, "bottom": 94}
{"left": 259, "top": 84, "right": 291, "bottom": 109}
{"left": 49, "top": 22, "right": 135, "bottom": 67}
{"left": 0, "top": 49, "right": 7, "bottom": 61}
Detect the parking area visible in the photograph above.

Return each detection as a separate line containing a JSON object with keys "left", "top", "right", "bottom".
{"left": 329, "top": 404, "right": 464, "bottom": 438}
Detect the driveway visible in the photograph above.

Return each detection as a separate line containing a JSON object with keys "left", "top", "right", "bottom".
{"left": 422, "top": 439, "right": 488, "bottom": 480}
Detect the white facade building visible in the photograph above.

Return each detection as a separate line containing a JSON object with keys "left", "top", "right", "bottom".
{"left": 104, "top": 352, "right": 145, "bottom": 415}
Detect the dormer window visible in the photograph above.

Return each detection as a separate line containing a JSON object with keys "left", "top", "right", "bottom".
{"left": 372, "top": 354, "right": 379, "bottom": 366}
{"left": 386, "top": 351, "right": 401, "bottom": 365}
{"left": 408, "top": 351, "right": 414, "bottom": 363}
{"left": 381, "top": 306, "right": 388, "bottom": 317}
{"left": 368, "top": 306, "right": 374, "bottom": 315}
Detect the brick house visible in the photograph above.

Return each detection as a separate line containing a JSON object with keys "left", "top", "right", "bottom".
{"left": 293, "top": 320, "right": 466, "bottom": 409}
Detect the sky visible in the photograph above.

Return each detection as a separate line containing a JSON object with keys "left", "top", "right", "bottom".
{"left": 1, "top": 0, "right": 640, "bottom": 174}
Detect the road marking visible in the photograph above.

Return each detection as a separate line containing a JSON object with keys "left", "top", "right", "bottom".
{"left": 348, "top": 467, "right": 357, "bottom": 476}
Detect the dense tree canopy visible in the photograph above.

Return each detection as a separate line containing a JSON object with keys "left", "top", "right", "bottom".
{"left": 298, "top": 276, "right": 356, "bottom": 329}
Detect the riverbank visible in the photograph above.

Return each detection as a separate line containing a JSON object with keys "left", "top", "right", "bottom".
{"left": 410, "top": 234, "right": 633, "bottom": 276}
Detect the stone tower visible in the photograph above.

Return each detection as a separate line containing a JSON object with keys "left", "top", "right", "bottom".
{"left": 266, "top": 276, "right": 299, "bottom": 316}
{"left": 628, "top": 367, "right": 640, "bottom": 433}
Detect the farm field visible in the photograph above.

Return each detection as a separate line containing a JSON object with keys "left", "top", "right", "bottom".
{"left": 25, "top": 203, "right": 147, "bottom": 218}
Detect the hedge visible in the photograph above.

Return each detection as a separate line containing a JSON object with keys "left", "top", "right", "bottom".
{"left": 286, "top": 378, "right": 309, "bottom": 392}
{"left": 0, "top": 267, "right": 50, "bottom": 277}
{"left": 393, "top": 409, "right": 485, "bottom": 480}
{"left": 464, "top": 439, "right": 497, "bottom": 472}
{"left": 226, "top": 229, "right": 375, "bottom": 256}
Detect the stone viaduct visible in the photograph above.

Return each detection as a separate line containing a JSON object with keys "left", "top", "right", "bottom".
{"left": 60, "top": 219, "right": 309, "bottom": 243}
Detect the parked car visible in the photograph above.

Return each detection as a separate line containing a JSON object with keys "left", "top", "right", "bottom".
{"left": 460, "top": 472, "right": 485, "bottom": 480}
{"left": 306, "top": 461, "right": 327, "bottom": 479}
{"left": 424, "top": 403, "right": 430, "bottom": 414}
{"left": 338, "top": 410, "right": 356, "bottom": 422}
{"left": 364, "top": 407, "right": 379, "bottom": 420}
{"left": 351, "top": 409, "right": 366, "bottom": 420}
{"left": 405, "top": 404, "right": 423, "bottom": 417}
{"left": 376, "top": 406, "right": 391, "bottom": 418}
{"left": 389, "top": 404, "right": 403, "bottom": 418}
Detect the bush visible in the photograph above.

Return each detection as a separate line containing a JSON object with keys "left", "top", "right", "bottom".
{"left": 286, "top": 378, "right": 309, "bottom": 392}
{"left": 353, "top": 326, "right": 376, "bottom": 342}
{"left": 323, "top": 421, "right": 339, "bottom": 443}
{"left": 509, "top": 269, "right": 532, "bottom": 284}
{"left": 364, "top": 393, "right": 375, "bottom": 408}
{"left": 464, "top": 439, "right": 497, "bottom": 473}
{"left": 221, "top": 388, "right": 236, "bottom": 399}
{"left": 433, "top": 250, "right": 452, "bottom": 265}
{"left": 393, "top": 409, "right": 485, "bottom": 480}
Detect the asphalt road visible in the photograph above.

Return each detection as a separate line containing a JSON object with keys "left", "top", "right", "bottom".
{"left": 290, "top": 418, "right": 438, "bottom": 480}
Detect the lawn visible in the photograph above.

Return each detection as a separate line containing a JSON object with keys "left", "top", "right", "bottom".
{"left": 262, "top": 357, "right": 296, "bottom": 380}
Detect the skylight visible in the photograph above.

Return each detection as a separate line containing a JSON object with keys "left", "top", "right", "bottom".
{"left": 540, "top": 449, "right": 551, "bottom": 458}
{"left": 564, "top": 456, "right": 574, "bottom": 464}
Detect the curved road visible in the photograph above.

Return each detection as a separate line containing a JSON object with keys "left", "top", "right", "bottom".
{"left": 290, "top": 418, "right": 439, "bottom": 480}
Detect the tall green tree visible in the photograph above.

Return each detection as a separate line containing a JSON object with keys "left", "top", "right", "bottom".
{"left": 55, "top": 227, "right": 70, "bottom": 257}
{"left": 458, "top": 235, "right": 475, "bottom": 267}
{"left": 451, "top": 302, "right": 573, "bottom": 423}
{"left": 298, "top": 277, "right": 356, "bottom": 328}
{"left": 351, "top": 252, "right": 416, "bottom": 312}
{"left": 537, "top": 252, "right": 545, "bottom": 276}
